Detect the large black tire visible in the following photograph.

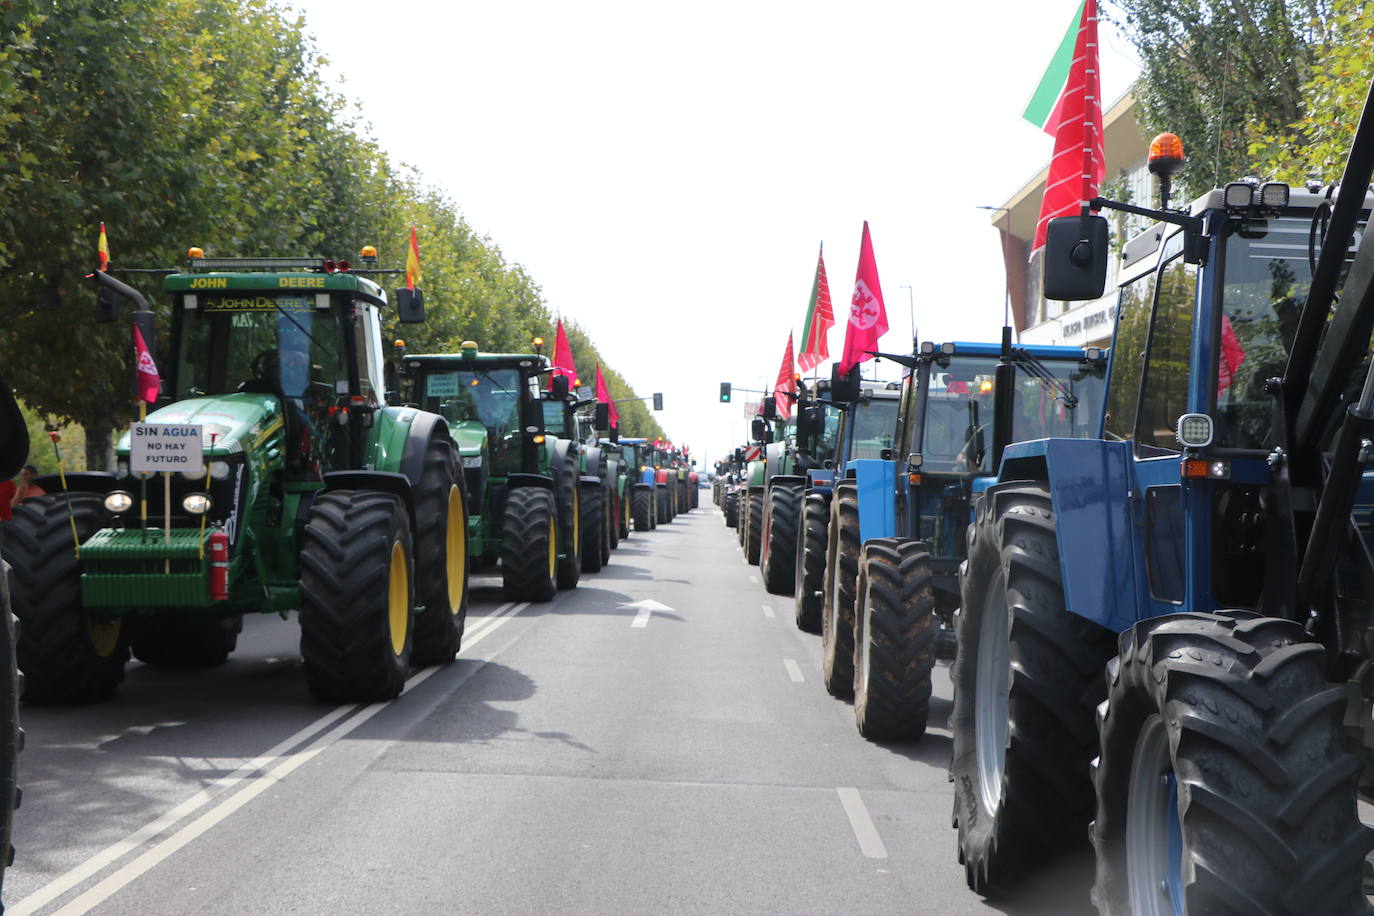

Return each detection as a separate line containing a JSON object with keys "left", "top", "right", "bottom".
{"left": 580, "top": 482, "right": 604, "bottom": 574}
{"left": 724, "top": 489, "right": 739, "bottom": 528}
{"left": 607, "top": 482, "right": 621, "bottom": 550}
{"left": 0, "top": 558, "right": 20, "bottom": 887}
{"left": 617, "top": 485, "right": 630, "bottom": 540}
{"left": 130, "top": 614, "right": 242, "bottom": 668}
{"left": 555, "top": 463, "right": 581, "bottom": 590}
{"left": 600, "top": 481, "right": 613, "bottom": 561}
{"left": 632, "top": 486, "right": 653, "bottom": 533}
{"left": 793, "top": 492, "right": 828, "bottom": 633}
{"left": 744, "top": 486, "right": 764, "bottom": 566}
{"left": 299, "top": 490, "right": 414, "bottom": 703}
{"left": 852, "top": 539, "right": 935, "bottom": 740}
{"left": 737, "top": 490, "right": 749, "bottom": 546}
{"left": 501, "top": 486, "right": 558, "bottom": 602}
{"left": 821, "top": 482, "right": 860, "bottom": 699}
{"left": 950, "top": 482, "right": 1116, "bottom": 894}
{"left": 657, "top": 486, "right": 672, "bottom": 525}
{"left": 410, "top": 433, "right": 469, "bottom": 667}
{"left": 1092, "top": 613, "right": 1373, "bottom": 916}
{"left": 8, "top": 493, "right": 127, "bottom": 703}
{"left": 761, "top": 483, "right": 802, "bottom": 595}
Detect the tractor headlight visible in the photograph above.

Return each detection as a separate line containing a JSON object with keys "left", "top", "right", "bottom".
{"left": 1223, "top": 182, "right": 1255, "bottom": 210}
{"left": 181, "top": 466, "right": 207, "bottom": 481}
{"left": 209, "top": 460, "right": 232, "bottom": 480}
{"left": 182, "top": 493, "right": 213, "bottom": 515}
{"left": 104, "top": 490, "right": 134, "bottom": 514}
{"left": 1259, "top": 182, "right": 1290, "bottom": 209}
{"left": 1175, "top": 413, "right": 1214, "bottom": 448}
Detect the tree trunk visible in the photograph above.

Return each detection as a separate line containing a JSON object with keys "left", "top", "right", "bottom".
{"left": 84, "top": 425, "right": 112, "bottom": 471}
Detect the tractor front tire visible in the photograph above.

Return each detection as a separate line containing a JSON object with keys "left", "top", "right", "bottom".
{"left": 762, "top": 484, "right": 802, "bottom": 595}
{"left": 299, "top": 490, "right": 414, "bottom": 703}
{"left": 950, "top": 482, "right": 1115, "bottom": 894}
{"left": 502, "top": 487, "right": 558, "bottom": 602}
{"left": 794, "top": 492, "right": 828, "bottom": 633}
{"left": 632, "top": 486, "right": 653, "bottom": 533}
{"left": 821, "top": 482, "right": 860, "bottom": 699}
{"left": 130, "top": 614, "right": 242, "bottom": 668}
{"left": 8, "top": 493, "right": 127, "bottom": 703}
{"left": 1092, "top": 613, "right": 1373, "bottom": 916}
{"left": 0, "top": 555, "right": 21, "bottom": 884}
{"left": 853, "top": 539, "right": 935, "bottom": 740}
{"left": 580, "top": 482, "right": 605, "bottom": 574}
{"left": 607, "top": 483, "right": 621, "bottom": 551}
{"left": 724, "top": 490, "right": 739, "bottom": 528}
{"left": 410, "top": 434, "right": 468, "bottom": 666}
{"left": 744, "top": 486, "right": 764, "bottom": 566}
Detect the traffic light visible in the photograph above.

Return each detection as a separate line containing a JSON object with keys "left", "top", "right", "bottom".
{"left": 652, "top": 392, "right": 663, "bottom": 411}
{"left": 719, "top": 382, "right": 732, "bottom": 402}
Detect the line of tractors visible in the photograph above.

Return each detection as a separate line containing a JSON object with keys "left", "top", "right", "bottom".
{"left": 1, "top": 251, "right": 697, "bottom": 710}
{"left": 718, "top": 78, "right": 1374, "bottom": 914}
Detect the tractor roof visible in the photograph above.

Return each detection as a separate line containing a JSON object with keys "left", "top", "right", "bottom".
{"left": 165, "top": 269, "right": 386, "bottom": 299}
{"left": 408, "top": 352, "right": 551, "bottom": 368}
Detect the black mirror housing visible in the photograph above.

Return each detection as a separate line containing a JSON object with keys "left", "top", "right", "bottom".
{"left": 829, "top": 364, "right": 860, "bottom": 404}
{"left": 551, "top": 375, "right": 570, "bottom": 399}
{"left": 761, "top": 396, "right": 777, "bottom": 421}
{"left": 594, "top": 402, "right": 610, "bottom": 430}
{"left": 750, "top": 419, "right": 765, "bottom": 442}
{"left": 1043, "top": 215, "right": 1109, "bottom": 302}
{"left": 395, "top": 287, "right": 426, "bottom": 323}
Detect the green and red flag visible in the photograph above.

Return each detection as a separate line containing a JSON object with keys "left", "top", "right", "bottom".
{"left": 1027, "top": 0, "right": 1104, "bottom": 254}
{"left": 551, "top": 319, "right": 576, "bottom": 389}
{"left": 773, "top": 333, "right": 797, "bottom": 421}
{"left": 797, "top": 243, "right": 833, "bottom": 373}
{"left": 405, "top": 226, "right": 422, "bottom": 290}
{"left": 595, "top": 365, "right": 619, "bottom": 428}
{"left": 97, "top": 222, "right": 109, "bottom": 272}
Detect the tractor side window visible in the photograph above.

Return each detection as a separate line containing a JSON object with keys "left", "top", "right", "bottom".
{"left": 1134, "top": 254, "right": 1198, "bottom": 455}
{"left": 1104, "top": 269, "right": 1153, "bottom": 442}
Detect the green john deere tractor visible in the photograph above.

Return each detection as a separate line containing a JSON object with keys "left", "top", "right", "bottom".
{"left": 6, "top": 250, "right": 469, "bottom": 704}
{"left": 540, "top": 385, "right": 614, "bottom": 574}
{"left": 402, "top": 342, "right": 585, "bottom": 600}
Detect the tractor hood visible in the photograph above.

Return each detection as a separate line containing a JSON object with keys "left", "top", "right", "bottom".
{"left": 116, "top": 394, "right": 282, "bottom": 457}
{"left": 448, "top": 419, "right": 488, "bottom": 457}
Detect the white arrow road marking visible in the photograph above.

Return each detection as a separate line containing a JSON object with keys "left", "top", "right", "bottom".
{"left": 14, "top": 601, "right": 530, "bottom": 916}
{"left": 762, "top": 604, "right": 775, "bottom": 619}
{"left": 783, "top": 659, "right": 804, "bottom": 682}
{"left": 623, "top": 598, "right": 673, "bottom": 629}
{"left": 837, "top": 787, "right": 888, "bottom": 859}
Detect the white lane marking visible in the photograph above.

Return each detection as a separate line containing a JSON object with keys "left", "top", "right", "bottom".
{"left": 762, "top": 604, "right": 775, "bottom": 619}
{"left": 749, "top": 574, "right": 759, "bottom": 584}
{"left": 631, "top": 608, "right": 652, "bottom": 628}
{"left": 837, "top": 787, "right": 889, "bottom": 859}
{"left": 16, "top": 600, "right": 529, "bottom": 916}
{"left": 783, "top": 659, "right": 804, "bottom": 682}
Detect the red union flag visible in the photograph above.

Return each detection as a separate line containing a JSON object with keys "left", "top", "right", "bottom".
{"left": 134, "top": 325, "right": 160, "bottom": 403}
{"left": 595, "top": 365, "right": 619, "bottom": 428}
{"left": 797, "top": 244, "right": 833, "bottom": 372}
{"left": 838, "top": 222, "right": 888, "bottom": 376}
{"left": 1030, "top": 0, "right": 1104, "bottom": 255}
{"left": 773, "top": 333, "right": 797, "bottom": 421}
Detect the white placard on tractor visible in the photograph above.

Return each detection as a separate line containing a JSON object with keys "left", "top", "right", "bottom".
{"left": 129, "top": 423, "right": 205, "bottom": 474}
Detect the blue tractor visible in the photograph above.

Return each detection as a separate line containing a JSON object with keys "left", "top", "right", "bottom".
{"left": 823, "top": 339, "right": 1108, "bottom": 742}
{"left": 950, "top": 101, "right": 1374, "bottom": 912}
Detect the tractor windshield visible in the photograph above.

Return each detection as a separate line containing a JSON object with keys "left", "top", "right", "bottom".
{"left": 542, "top": 400, "right": 571, "bottom": 437}
{"left": 173, "top": 296, "right": 346, "bottom": 400}
{"left": 848, "top": 397, "right": 899, "bottom": 460}
{"left": 420, "top": 367, "right": 522, "bottom": 431}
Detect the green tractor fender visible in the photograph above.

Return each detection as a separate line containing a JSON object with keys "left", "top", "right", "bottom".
{"left": 322, "top": 470, "right": 414, "bottom": 521}
{"left": 746, "top": 460, "right": 766, "bottom": 488}
{"left": 506, "top": 473, "right": 554, "bottom": 491}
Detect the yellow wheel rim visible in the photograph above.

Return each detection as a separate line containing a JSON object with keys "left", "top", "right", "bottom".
{"left": 445, "top": 485, "right": 465, "bottom": 613}
{"left": 547, "top": 503, "right": 557, "bottom": 580}
{"left": 88, "top": 617, "right": 121, "bottom": 658}
{"left": 388, "top": 540, "right": 409, "bottom": 656}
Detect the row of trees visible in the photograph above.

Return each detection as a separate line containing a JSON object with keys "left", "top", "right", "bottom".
{"left": 1107, "top": 0, "right": 1373, "bottom": 193}
{"left": 0, "top": 0, "right": 662, "bottom": 468}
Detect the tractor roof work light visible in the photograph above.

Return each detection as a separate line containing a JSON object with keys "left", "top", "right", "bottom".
{"left": 940, "top": 342, "right": 956, "bottom": 355}
{"left": 920, "top": 341, "right": 935, "bottom": 355}
{"left": 1176, "top": 413, "right": 1214, "bottom": 449}
{"left": 1224, "top": 183, "right": 1256, "bottom": 210}
{"left": 1260, "top": 182, "right": 1290, "bottom": 210}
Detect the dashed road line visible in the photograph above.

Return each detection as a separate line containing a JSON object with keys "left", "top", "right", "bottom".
{"left": 837, "top": 787, "right": 888, "bottom": 859}
{"left": 762, "top": 604, "right": 775, "bottom": 619}
{"left": 783, "top": 659, "right": 804, "bottom": 682}
{"left": 748, "top": 574, "right": 759, "bottom": 584}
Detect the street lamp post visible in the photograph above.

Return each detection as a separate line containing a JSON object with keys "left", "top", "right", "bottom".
{"left": 899, "top": 284, "right": 916, "bottom": 351}
{"left": 976, "top": 205, "right": 1015, "bottom": 336}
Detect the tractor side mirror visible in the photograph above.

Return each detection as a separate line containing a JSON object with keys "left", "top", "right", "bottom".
{"left": 609, "top": 425, "right": 619, "bottom": 443}
{"left": 734, "top": 448, "right": 744, "bottom": 462}
{"left": 761, "top": 396, "right": 777, "bottom": 421}
{"left": 796, "top": 406, "right": 823, "bottom": 441}
{"left": 395, "top": 287, "right": 425, "bottom": 323}
{"left": 1043, "top": 215, "right": 1109, "bottom": 301}
{"left": 751, "top": 419, "right": 765, "bottom": 442}
{"left": 829, "top": 364, "right": 860, "bottom": 403}
{"left": 551, "top": 375, "right": 570, "bottom": 399}
{"left": 594, "top": 402, "right": 610, "bottom": 430}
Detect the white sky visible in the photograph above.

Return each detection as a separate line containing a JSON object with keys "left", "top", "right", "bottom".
{"left": 291, "top": 0, "right": 1140, "bottom": 467}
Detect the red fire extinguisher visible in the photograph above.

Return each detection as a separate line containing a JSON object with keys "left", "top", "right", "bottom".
{"left": 208, "top": 528, "right": 229, "bottom": 602}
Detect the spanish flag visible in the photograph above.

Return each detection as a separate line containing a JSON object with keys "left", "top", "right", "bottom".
{"left": 406, "top": 226, "right": 422, "bottom": 290}
{"left": 97, "top": 222, "right": 109, "bottom": 272}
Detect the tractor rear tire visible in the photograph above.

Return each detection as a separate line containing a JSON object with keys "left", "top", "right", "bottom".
{"left": 0, "top": 557, "right": 20, "bottom": 885}
{"left": 410, "top": 433, "right": 468, "bottom": 667}
{"left": 737, "top": 491, "right": 748, "bottom": 545}
{"left": 632, "top": 486, "right": 653, "bottom": 533}
{"left": 130, "top": 614, "right": 241, "bottom": 668}
{"left": 600, "top": 481, "right": 613, "bottom": 561}
{"left": 821, "top": 481, "right": 860, "bottom": 699}
{"left": 762, "top": 483, "right": 802, "bottom": 595}
{"left": 794, "top": 492, "right": 828, "bottom": 633}
{"left": 724, "top": 490, "right": 739, "bottom": 528}
{"left": 502, "top": 486, "right": 558, "bottom": 601}
{"left": 580, "top": 483, "right": 604, "bottom": 574}
{"left": 745, "top": 487, "right": 764, "bottom": 566}
{"left": 555, "top": 466, "right": 581, "bottom": 591}
{"left": 950, "top": 482, "right": 1115, "bottom": 894}
{"left": 1092, "top": 613, "right": 1374, "bottom": 916}
{"left": 657, "top": 487, "right": 672, "bottom": 524}
{"left": 608, "top": 483, "right": 620, "bottom": 550}
{"left": 853, "top": 539, "right": 935, "bottom": 740}
{"left": 299, "top": 490, "right": 413, "bottom": 703}
{"left": 8, "top": 493, "right": 127, "bottom": 703}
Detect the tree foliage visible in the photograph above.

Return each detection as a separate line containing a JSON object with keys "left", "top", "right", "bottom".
{"left": 0, "top": 0, "right": 662, "bottom": 463}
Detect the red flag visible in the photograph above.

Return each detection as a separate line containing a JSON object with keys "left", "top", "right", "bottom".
{"left": 134, "top": 325, "right": 160, "bottom": 403}
{"left": 550, "top": 319, "right": 576, "bottom": 390}
{"left": 838, "top": 222, "right": 888, "bottom": 376}
{"left": 797, "top": 244, "right": 833, "bottom": 372}
{"left": 1031, "top": 0, "right": 1104, "bottom": 255}
{"left": 406, "top": 226, "right": 422, "bottom": 290}
{"left": 1218, "top": 314, "right": 1247, "bottom": 395}
{"left": 773, "top": 333, "right": 797, "bottom": 421}
{"left": 595, "top": 365, "right": 619, "bottom": 428}
{"left": 97, "top": 222, "right": 110, "bottom": 272}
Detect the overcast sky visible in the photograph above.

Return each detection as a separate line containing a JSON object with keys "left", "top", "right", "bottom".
{"left": 291, "top": 0, "right": 1140, "bottom": 465}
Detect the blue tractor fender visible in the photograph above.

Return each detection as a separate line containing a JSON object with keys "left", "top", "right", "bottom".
{"left": 850, "top": 458, "right": 897, "bottom": 543}
{"left": 639, "top": 467, "right": 656, "bottom": 486}
{"left": 996, "top": 438, "right": 1141, "bottom": 633}
{"left": 806, "top": 468, "right": 835, "bottom": 492}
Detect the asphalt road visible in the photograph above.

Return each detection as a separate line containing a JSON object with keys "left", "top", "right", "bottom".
{"left": 5, "top": 501, "right": 1098, "bottom": 916}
